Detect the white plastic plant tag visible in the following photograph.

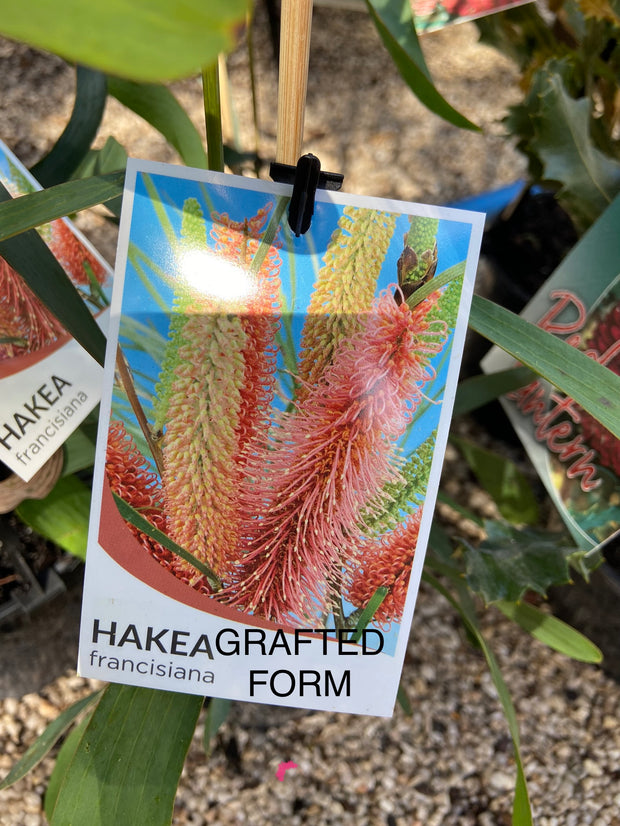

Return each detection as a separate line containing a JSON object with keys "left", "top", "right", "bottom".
{"left": 78, "top": 159, "right": 483, "bottom": 716}
{"left": 0, "top": 140, "right": 113, "bottom": 482}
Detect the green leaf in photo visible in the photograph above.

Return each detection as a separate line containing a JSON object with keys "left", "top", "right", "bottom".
{"left": 451, "top": 434, "right": 539, "bottom": 525}
{"left": 16, "top": 474, "right": 92, "bottom": 560}
{"left": 350, "top": 587, "right": 389, "bottom": 643}
{"left": 112, "top": 493, "right": 222, "bottom": 590}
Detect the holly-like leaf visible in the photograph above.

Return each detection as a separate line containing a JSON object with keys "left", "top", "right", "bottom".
{"left": 528, "top": 66, "right": 620, "bottom": 228}
{"left": 464, "top": 522, "right": 574, "bottom": 603}
{"left": 578, "top": 0, "right": 620, "bottom": 23}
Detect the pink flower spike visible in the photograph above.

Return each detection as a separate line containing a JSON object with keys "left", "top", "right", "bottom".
{"left": 223, "top": 288, "right": 447, "bottom": 625}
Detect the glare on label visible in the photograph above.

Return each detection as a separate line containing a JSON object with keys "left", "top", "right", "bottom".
{"left": 178, "top": 249, "right": 256, "bottom": 302}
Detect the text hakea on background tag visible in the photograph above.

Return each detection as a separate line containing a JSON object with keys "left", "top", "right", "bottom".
{"left": 79, "top": 159, "right": 483, "bottom": 716}
{"left": 0, "top": 140, "right": 113, "bottom": 482}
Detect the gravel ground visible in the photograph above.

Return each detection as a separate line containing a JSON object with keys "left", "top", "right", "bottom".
{"left": 2, "top": 577, "right": 620, "bottom": 825}
{"left": 1, "top": 5, "right": 619, "bottom": 825}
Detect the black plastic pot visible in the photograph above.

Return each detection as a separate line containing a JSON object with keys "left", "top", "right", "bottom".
{"left": 550, "top": 559, "right": 620, "bottom": 682}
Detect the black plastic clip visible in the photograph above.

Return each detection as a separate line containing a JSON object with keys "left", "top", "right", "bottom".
{"left": 270, "top": 154, "right": 344, "bottom": 236}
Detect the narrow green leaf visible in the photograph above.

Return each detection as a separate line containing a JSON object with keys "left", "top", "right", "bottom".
{"left": 107, "top": 77, "right": 208, "bottom": 170}
{"left": 16, "top": 474, "right": 92, "bottom": 560}
{"left": 423, "top": 572, "right": 533, "bottom": 825}
{"left": 203, "top": 698, "right": 232, "bottom": 756}
{"left": 0, "top": 1, "right": 249, "bottom": 83}
{"left": 74, "top": 136, "right": 128, "bottom": 180}
{"left": 0, "top": 691, "right": 101, "bottom": 790}
{"left": 469, "top": 294, "right": 620, "bottom": 439}
{"left": 0, "top": 183, "right": 107, "bottom": 366}
{"left": 49, "top": 685, "right": 203, "bottom": 826}
{"left": 453, "top": 367, "right": 535, "bottom": 417}
{"left": 396, "top": 682, "right": 413, "bottom": 716}
{"left": 112, "top": 492, "right": 222, "bottom": 589}
{"left": 366, "top": 0, "right": 479, "bottom": 131}
{"left": 45, "top": 712, "right": 93, "bottom": 820}
{"left": 350, "top": 587, "right": 389, "bottom": 643}
{"left": 0, "top": 172, "right": 125, "bottom": 242}
{"left": 496, "top": 600, "right": 603, "bottom": 663}
{"left": 451, "top": 434, "right": 539, "bottom": 525}
{"left": 31, "top": 66, "right": 108, "bottom": 187}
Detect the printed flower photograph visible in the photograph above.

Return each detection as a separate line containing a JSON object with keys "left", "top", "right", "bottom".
{"left": 104, "top": 170, "right": 473, "bottom": 646}
{"left": 0, "top": 147, "right": 111, "bottom": 366}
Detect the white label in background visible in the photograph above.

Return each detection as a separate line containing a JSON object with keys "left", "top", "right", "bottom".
{"left": 0, "top": 327, "right": 105, "bottom": 481}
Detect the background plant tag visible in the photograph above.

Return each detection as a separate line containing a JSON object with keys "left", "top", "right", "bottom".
{"left": 0, "top": 140, "right": 113, "bottom": 482}
{"left": 79, "top": 159, "right": 483, "bottom": 716}
{"left": 412, "top": 0, "right": 533, "bottom": 34}
{"left": 482, "top": 193, "right": 620, "bottom": 557}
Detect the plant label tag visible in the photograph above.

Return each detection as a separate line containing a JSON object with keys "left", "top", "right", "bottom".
{"left": 79, "top": 159, "right": 483, "bottom": 716}
{"left": 412, "top": 0, "right": 534, "bottom": 33}
{"left": 0, "top": 141, "right": 113, "bottom": 482}
{"left": 482, "top": 192, "right": 620, "bottom": 556}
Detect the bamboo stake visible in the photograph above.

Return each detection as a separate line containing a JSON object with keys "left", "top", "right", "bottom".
{"left": 276, "top": 0, "right": 314, "bottom": 165}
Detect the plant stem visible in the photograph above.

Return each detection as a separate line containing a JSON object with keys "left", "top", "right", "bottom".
{"left": 202, "top": 60, "right": 225, "bottom": 173}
